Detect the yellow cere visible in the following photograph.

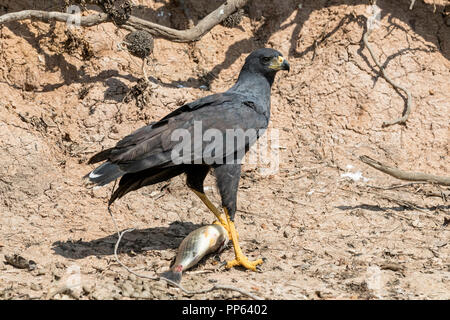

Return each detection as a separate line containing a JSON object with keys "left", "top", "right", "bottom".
{"left": 269, "top": 56, "right": 285, "bottom": 70}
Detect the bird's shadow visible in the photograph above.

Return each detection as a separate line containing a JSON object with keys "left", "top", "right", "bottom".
{"left": 51, "top": 221, "right": 204, "bottom": 259}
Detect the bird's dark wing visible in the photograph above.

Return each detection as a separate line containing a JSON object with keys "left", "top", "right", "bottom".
{"left": 88, "top": 93, "right": 234, "bottom": 165}
{"left": 88, "top": 92, "right": 268, "bottom": 173}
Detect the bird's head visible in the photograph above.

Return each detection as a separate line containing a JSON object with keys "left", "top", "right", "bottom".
{"left": 242, "top": 48, "right": 290, "bottom": 76}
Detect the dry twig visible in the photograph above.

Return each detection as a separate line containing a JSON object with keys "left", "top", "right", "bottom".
{"left": 367, "top": 182, "right": 449, "bottom": 200}
{"left": 360, "top": 155, "right": 450, "bottom": 186}
{"left": 367, "top": 182, "right": 428, "bottom": 190}
{"left": 380, "top": 262, "right": 404, "bottom": 272}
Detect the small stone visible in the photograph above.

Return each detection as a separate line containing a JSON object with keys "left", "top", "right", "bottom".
{"left": 112, "top": 293, "right": 122, "bottom": 300}
{"left": 212, "top": 292, "right": 223, "bottom": 299}
{"left": 301, "top": 263, "right": 310, "bottom": 270}
{"left": 82, "top": 284, "right": 93, "bottom": 295}
{"left": 91, "top": 290, "right": 107, "bottom": 300}
{"left": 152, "top": 291, "right": 163, "bottom": 299}
{"left": 161, "top": 251, "right": 174, "bottom": 261}
{"left": 30, "top": 283, "right": 41, "bottom": 291}
{"left": 4, "top": 254, "right": 37, "bottom": 270}
{"left": 140, "top": 290, "right": 152, "bottom": 299}
{"left": 131, "top": 281, "right": 142, "bottom": 290}
{"left": 33, "top": 267, "right": 46, "bottom": 276}
{"left": 121, "top": 282, "right": 133, "bottom": 297}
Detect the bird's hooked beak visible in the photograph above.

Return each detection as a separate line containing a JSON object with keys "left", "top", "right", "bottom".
{"left": 269, "top": 55, "right": 290, "bottom": 72}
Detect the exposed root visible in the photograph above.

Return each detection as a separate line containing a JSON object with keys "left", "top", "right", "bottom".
{"left": 360, "top": 155, "right": 450, "bottom": 186}
{"left": 364, "top": 1, "right": 413, "bottom": 127}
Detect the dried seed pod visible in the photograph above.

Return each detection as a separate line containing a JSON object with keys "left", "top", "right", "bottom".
{"left": 98, "top": 0, "right": 132, "bottom": 26}
{"left": 221, "top": 9, "right": 244, "bottom": 28}
{"left": 124, "top": 30, "right": 154, "bottom": 59}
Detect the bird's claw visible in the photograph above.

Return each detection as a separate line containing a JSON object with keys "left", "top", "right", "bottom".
{"left": 226, "top": 257, "right": 263, "bottom": 271}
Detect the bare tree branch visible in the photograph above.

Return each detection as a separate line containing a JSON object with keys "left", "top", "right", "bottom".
{"left": 360, "top": 155, "right": 450, "bottom": 186}
{"left": 0, "top": 0, "right": 249, "bottom": 42}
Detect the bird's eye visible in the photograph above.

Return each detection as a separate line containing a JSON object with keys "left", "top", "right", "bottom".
{"left": 262, "top": 56, "right": 272, "bottom": 63}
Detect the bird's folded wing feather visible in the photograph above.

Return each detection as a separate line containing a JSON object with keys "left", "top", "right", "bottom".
{"left": 101, "top": 93, "right": 268, "bottom": 172}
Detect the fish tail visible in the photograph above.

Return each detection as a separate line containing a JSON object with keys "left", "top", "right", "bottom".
{"left": 160, "top": 269, "right": 182, "bottom": 284}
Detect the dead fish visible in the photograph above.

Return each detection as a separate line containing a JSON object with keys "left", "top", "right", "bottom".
{"left": 160, "top": 224, "right": 229, "bottom": 284}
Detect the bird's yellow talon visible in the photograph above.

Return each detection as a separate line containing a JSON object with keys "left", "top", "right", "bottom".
{"left": 192, "top": 194, "right": 260, "bottom": 272}
{"left": 224, "top": 209, "right": 262, "bottom": 272}
{"left": 226, "top": 257, "right": 263, "bottom": 271}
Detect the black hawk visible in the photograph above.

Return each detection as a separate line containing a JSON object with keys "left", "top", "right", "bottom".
{"left": 86, "top": 48, "right": 290, "bottom": 270}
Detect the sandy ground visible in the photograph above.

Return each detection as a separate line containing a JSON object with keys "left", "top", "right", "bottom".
{"left": 0, "top": 0, "right": 449, "bottom": 300}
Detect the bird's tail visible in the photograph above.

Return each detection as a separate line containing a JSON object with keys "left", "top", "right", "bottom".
{"left": 84, "top": 162, "right": 125, "bottom": 186}
{"left": 160, "top": 269, "right": 182, "bottom": 284}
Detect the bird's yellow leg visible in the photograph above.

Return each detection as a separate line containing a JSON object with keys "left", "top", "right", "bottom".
{"left": 224, "top": 208, "right": 263, "bottom": 271}
{"left": 191, "top": 189, "right": 229, "bottom": 231}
